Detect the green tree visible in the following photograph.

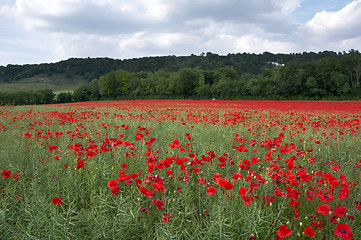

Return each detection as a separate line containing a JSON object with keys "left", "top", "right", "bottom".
{"left": 176, "top": 68, "right": 199, "bottom": 98}
{"left": 88, "top": 79, "right": 101, "bottom": 100}
{"left": 214, "top": 66, "right": 237, "bottom": 83}
{"left": 341, "top": 53, "right": 361, "bottom": 87}
{"left": 100, "top": 70, "right": 131, "bottom": 99}
{"left": 34, "top": 89, "right": 55, "bottom": 104}
{"left": 278, "top": 65, "right": 303, "bottom": 97}
{"left": 195, "top": 74, "right": 211, "bottom": 98}
{"left": 314, "top": 57, "right": 341, "bottom": 95}
{"left": 56, "top": 92, "right": 73, "bottom": 103}
{"left": 153, "top": 71, "right": 171, "bottom": 97}
{"left": 305, "top": 76, "right": 326, "bottom": 98}
{"left": 73, "top": 85, "right": 91, "bottom": 102}
{"left": 331, "top": 73, "right": 351, "bottom": 96}
{"left": 246, "top": 76, "right": 263, "bottom": 97}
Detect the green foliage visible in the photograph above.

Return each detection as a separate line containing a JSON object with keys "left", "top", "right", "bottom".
{"left": 176, "top": 68, "right": 200, "bottom": 98}
{"left": 56, "top": 92, "right": 73, "bottom": 103}
{"left": 1, "top": 50, "right": 361, "bottom": 103}
{"left": 100, "top": 70, "right": 131, "bottom": 98}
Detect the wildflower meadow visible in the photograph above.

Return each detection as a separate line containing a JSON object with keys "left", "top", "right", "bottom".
{"left": 1, "top": 100, "right": 361, "bottom": 239}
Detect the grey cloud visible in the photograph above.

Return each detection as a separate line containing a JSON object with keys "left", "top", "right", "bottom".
{"left": 25, "top": 4, "right": 150, "bottom": 35}
{"left": 12, "top": 0, "right": 298, "bottom": 36}
{"left": 164, "top": 0, "right": 298, "bottom": 34}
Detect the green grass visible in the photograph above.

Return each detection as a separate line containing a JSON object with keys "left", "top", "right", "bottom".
{"left": 0, "top": 73, "right": 87, "bottom": 92}
{"left": 0, "top": 104, "right": 360, "bottom": 239}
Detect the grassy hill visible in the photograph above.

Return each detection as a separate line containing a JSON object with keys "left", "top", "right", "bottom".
{"left": 0, "top": 73, "right": 88, "bottom": 92}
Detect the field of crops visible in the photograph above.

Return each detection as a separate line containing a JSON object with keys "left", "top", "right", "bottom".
{"left": 1, "top": 100, "right": 361, "bottom": 239}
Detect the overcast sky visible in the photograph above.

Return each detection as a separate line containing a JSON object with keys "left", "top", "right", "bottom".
{"left": 1, "top": 0, "right": 361, "bottom": 66}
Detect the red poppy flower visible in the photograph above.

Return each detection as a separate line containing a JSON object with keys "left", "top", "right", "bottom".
{"left": 242, "top": 195, "right": 253, "bottom": 206}
{"left": 121, "top": 163, "right": 128, "bottom": 169}
{"left": 110, "top": 185, "right": 120, "bottom": 195}
{"left": 207, "top": 187, "right": 217, "bottom": 196}
{"left": 224, "top": 181, "right": 234, "bottom": 190}
{"left": 52, "top": 197, "right": 64, "bottom": 206}
{"left": 332, "top": 206, "right": 347, "bottom": 217}
{"left": 274, "top": 187, "right": 284, "bottom": 197}
{"left": 152, "top": 199, "right": 165, "bottom": 210}
{"left": 312, "top": 220, "right": 324, "bottom": 230}
{"left": 332, "top": 166, "right": 340, "bottom": 171}
{"left": 76, "top": 160, "right": 85, "bottom": 169}
{"left": 330, "top": 217, "right": 339, "bottom": 223}
{"left": 248, "top": 234, "right": 256, "bottom": 240}
{"left": 318, "top": 193, "right": 334, "bottom": 202}
{"left": 107, "top": 179, "right": 118, "bottom": 188}
{"left": 239, "top": 187, "right": 249, "bottom": 197}
{"left": 333, "top": 223, "right": 353, "bottom": 240}
{"left": 12, "top": 173, "right": 20, "bottom": 182}
{"left": 304, "top": 225, "right": 315, "bottom": 238}
{"left": 293, "top": 208, "right": 300, "bottom": 220}
{"left": 276, "top": 224, "right": 292, "bottom": 239}
{"left": 139, "top": 186, "right": 150, "bottom": 196}
{"left": 153, "top": 182, "right": 165, "bottom": 192}
{"left": 139, "top": 208, "right": 148, "bottom": 213}
{"left": 233, "top": 173, "right": 242, "bottom": 182}
{"left": 2, "top": 169, "right": 11, "bottom": 178}
{"left": 217, "top": 178, "right": 228, "bottom": 188}
{"left": 249, "top": 181, "right": 259, "bottom": 192}
{"left": 212, "top": 172, "right": 221, "bottom": 181}
{"left": 263, "top": 195, "right": 275, "bottom": 205}
{"left": 305, "top": 190, "right": 315, "bottom": 201}
{"left": 316, "top": 204, "right": 330, "bottom": 215}
{"left": 197, "top": 178, "right": 207, "bottom": 185}
{"left": 338, "top": 187, "right": 350, "bottom": 199}
{"left": 162, "top": 213, "right": 172, "bottom": 223}
{"left": 289, "top": 200, "right": 299, "bottom": 207}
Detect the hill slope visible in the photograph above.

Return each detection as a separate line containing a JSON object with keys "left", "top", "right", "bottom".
{"left": 0, "top": 73, "right": 87, "bottom": 92}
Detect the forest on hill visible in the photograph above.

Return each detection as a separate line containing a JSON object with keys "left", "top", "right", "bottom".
{"left": 0, "top": 50, "right": 360, "bottom": 105}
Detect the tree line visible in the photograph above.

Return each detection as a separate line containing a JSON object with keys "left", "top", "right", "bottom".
{"left": 0, "top": 50, "right": 360, "bottom": 105}
{"left": 1, "top": 50, "right": 360, "bottom": 83}
{"left": 0, "top": 89, "right": 73, "bottom": 106}
{"left": 72, "top": 53, "right": 361, "bottom": 101}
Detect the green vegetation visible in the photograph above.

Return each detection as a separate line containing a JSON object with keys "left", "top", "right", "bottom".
{"left": 1, "top": 102, "right": 360, "bottom": 239}
{"left": 0, "top": 73, "right": 87, "bottom": 92}
{"left": 0, "top": 50, "right": 360, "bottom": 105}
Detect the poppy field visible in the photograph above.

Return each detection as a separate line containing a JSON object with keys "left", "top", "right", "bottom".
{"left": 1, "top": 100, "right": 361, "bottom": 239}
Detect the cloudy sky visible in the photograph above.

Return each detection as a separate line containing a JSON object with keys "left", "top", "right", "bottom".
{"left": 0, "top": 0, "right": 361, "bottom": 66}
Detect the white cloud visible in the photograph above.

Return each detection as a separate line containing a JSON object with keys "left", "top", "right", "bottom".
{"left": 296, "top": 0, "right": 361, "bottom": 51}
{"left": 15, "top": 0, "right": 80, "bottom": 16}
{"left": 304, "top": 0, "right": 361, "bottom": 39}
{"left": 273, "top": 0, "right": 303, "bottom": 14}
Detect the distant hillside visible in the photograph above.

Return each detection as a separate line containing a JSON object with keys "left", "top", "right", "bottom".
{"left": 0, "top": 50, "right": 360, "bottom": 92}
{"left": 0, "top": 73, "right": 88, "bottom": 93}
